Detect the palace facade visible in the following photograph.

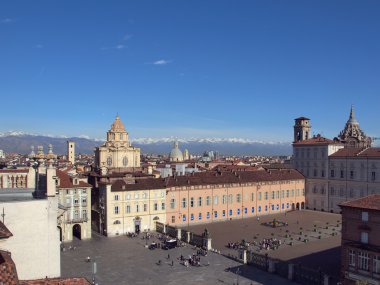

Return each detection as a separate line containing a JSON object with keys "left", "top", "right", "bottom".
{"left": 94, "top": 169, "right": 305, "bottom": 236}
{"left": 293, "top": 107, "right": 380, "bottom": 212}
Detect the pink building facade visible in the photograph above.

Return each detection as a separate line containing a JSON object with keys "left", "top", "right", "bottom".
{"left": 165, "top": 169, "right": 305, "bottom": 227}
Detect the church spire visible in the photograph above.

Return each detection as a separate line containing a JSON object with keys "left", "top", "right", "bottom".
{"left": 350, "top": 105, "right": 355, "bottom": 120}
{"left": 347, "top": 105, "right": 358, "bottom": 125}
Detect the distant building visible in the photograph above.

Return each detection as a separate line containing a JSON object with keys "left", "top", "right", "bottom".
{"left": 67, "top": 141, "right": 75, "bottom": 165}
{"left": 0, "top": 168, "right": 32, "bottom": 189}
{"left": 56, "top": 170, "right": 92, "bottom": 242}
{"left": 169, "top": 141, "right": 183, "bottom": 162}
{"left": 340, "top": 195, "right": 380, "bottom": 284}
{"left": 0, "top": 149, "right": 5, "bottom": 159}
{"left": 292, "top": 107, "right": 380, "bottom": 212}
{"left": 95, "top": 115, "right": 141, "bottom": 174}
{"left": 183, "top": 149, "right": 190, "bottom": 160}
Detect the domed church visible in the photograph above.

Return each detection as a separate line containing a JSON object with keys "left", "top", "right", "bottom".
{"left": 95, "top": 115, "right": 141, "bottom": 173}
{"left": 169, "top": 141, "right": 184, "bottom": 162}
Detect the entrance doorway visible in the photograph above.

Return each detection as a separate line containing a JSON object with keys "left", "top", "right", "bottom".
{"left": 301, "top": 202, "right": 305, "bottom": 209}
{"left": 296, "top": 203, "right": 300, "bottom": 210}
{"left": 134, "top": 217, "right": 141, "bottom": 234}
{"left": 291, "top": 203, "right": 295, "bottom": 210}
{"left": 73, "top": 224, "right": 81, "bottom": 240}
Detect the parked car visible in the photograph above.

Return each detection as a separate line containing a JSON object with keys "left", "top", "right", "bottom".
{"left": 162, "top": 239, "right": 177, "bottom": 250}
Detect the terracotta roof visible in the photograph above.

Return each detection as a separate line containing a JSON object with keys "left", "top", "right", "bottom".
{"left": 0, "top": 169, "right": 29, "bottom": 173}
{"left": 20, "top": 278, "right": 91, "bottom": 285}
{"left": 293, "top": 134, "right": 338, "bottom": 146}
{"left": 56, "top": 170, "right": 92, "bottom": 189}
{"left": 0, "top": 221, "right": 13, "bottom": 239}
{"left": 339, "top": 195, "right": 380, "bottom": 211}
{"left": 211, "top": 165, "right": 260, "bottom": 172}
{"left": 110, "top": 169, "right": 304, "bottom": 192}
{"left": 0, "top": 250, "right": 19, "bottom": 285}
{"left": 330, "top": 147, "right": 380, "bottom": 158}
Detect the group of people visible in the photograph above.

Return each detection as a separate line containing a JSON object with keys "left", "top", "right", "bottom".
{"left": 227, "top": 241, "right": 247, "bottom": 250}
{"left": 256, "top": 237, "right": 282, "bottom": 251}
{"left": 180, "top": 252, "right": 203, "bottom": 267}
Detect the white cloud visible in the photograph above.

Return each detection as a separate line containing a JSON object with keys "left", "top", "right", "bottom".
{"left": 101, "top": 44, "right": 126, "bottom": 51}
{"left": 123, "top": 34, "right": 133, "bottom": 41}
{"left": 1, "top": 18, "right": 14, "bottom": 24}
{"left": 153, "top": 59, "right": 170, "bottom": 65}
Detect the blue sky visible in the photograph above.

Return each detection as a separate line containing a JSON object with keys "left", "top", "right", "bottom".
{"left": 1, "top": 0, "right": 380, "bottom": 142}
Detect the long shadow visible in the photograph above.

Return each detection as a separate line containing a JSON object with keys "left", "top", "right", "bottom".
{"left": 226, "top": 264, "right": 290, "bottom": 285}
{"left": 287, "top": 246, "right": 341, "bottom": 278}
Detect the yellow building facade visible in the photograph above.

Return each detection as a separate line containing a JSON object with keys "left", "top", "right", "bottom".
{"left": 99, "top": 180, "right": 166, "bottom": 236}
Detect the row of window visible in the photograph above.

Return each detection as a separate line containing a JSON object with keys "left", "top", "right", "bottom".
{"left": 65, "top": 189, "right": 87, "bottom": 195}
{"left": 331, "top": 170, "right": 376, "bottom": 180}
{"left": 294, "top": 148, "right": 326, "bottom": 159}
{"left": 70, "top": 209, "right": 87, "bottom": 220}
{"left": 178, "top": 203, "right": 291, "bottom": 222}
{"left": 172, "top": 190, "right": 304, "bottom": 209}
{"left": 65, "top": 197, "right": 87, "bottom": 206}
{"left": 114, "top": 192, "right": 165, "bottom": 201}
{"left": 349, "top": 250, "right": 380, "bottom": 273}
{"left": 114, "top": 202, "right": 165, "bottom": 214}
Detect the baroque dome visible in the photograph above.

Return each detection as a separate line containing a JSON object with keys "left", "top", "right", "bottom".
{"left": 110, "top": 115, "right": 126, "bottom": 132}
{"left": 169, "top": 141, "right": 183, "bottom": 162}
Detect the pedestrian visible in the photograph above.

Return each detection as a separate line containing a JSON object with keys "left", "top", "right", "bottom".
{"left": 168, "top": 253, "right": 170, "bottom": 259}
{"left": 171, "top": 260, "right": 174, "bottom": 266}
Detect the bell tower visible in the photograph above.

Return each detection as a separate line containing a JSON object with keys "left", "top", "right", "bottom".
{"left": 294, "top": 117, "right": 311, "bottom": 142}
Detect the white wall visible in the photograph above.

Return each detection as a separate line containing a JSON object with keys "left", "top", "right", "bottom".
{"left": 0, "top": 197, "right": 60, "bottom": 280}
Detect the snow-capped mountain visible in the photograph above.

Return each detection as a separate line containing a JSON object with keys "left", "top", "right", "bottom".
{"left": 0, "top": 132, "right": 292, "bottom": 155}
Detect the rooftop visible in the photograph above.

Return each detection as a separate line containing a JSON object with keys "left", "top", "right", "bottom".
{"left": 293, "top": 134, "right": 338, "bottom": 146}
{"left": 330, "top": 147, "right": 380, "bottom": 158}
{"left": 0, "top": 221, "right": 13, "bottom": 239}
{"left": 110, "top": 169, "right": 304, "bottom": 192}
{"left": 339, "top": 194, "right": 380, "bottom": 211}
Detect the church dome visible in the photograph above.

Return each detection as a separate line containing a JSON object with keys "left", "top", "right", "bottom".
{"left": 110, "top": 115, "right": 126, "bottom": 132}
{"left": 169, "top": 141, "right": 183, "bottom": 162}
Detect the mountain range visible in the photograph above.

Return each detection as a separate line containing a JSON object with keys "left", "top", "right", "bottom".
{"left": 0, "top": 131, "right": 292, "bottom": 156}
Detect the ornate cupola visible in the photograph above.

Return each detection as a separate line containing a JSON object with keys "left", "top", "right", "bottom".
{"left": 334, "top": 105, "right": 372, "bottom": 148}
{"left": 107, "top": 115, "right": 129, "bottom": 143}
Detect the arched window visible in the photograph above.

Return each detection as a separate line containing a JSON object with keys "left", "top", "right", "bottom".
{"left": 119, "top": 133, "right": 123, "bottom": 140}
{"left": 107, "top": 156, "right": 112, "bottom": 166}
{"left": 113, "top": 220, "right": 121, "bottom": 224}
{"left": 123, "top": 156, "right": 128, "bottom": 166}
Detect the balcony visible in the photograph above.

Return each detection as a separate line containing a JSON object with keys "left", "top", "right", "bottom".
{"left": 66, "top": 218, "right": 88, "bottom": 224}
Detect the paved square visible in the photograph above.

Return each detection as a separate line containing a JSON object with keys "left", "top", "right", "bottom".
{"left": 61, "top": 233, "right": 298, "bottom": 285}
{"left": 186, "top": 210, "right": 341, "bottom": 278}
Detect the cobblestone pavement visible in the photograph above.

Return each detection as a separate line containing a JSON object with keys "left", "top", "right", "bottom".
{"left": 61, "top": 233, "right": 299, "bottom": 285}
{"left": 187, "top": 210, "right": 342, "bottom": 278}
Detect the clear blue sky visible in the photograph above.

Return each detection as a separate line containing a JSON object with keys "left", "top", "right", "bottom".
{"left": 1, "top": 0, "right": 380, "bottom": 142}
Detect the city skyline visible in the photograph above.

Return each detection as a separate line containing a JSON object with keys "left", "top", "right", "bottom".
{"left": 1, "top": 1, "right": 380, "bottom": 142}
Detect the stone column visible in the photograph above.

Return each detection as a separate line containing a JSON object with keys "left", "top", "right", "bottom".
{"left": 268, "top": 259, "right": 276, "bottom": 273}
{"left": 163, "top": 224, "right": 166, "bottom": 234}
{"left": 186, "top": 231, "right": 191, "bottom": 243}
{"left": 177, "top": 228, "right": 181, "bottom": 240}
{"left": 288, "top": 263, "right": 294, "bottom": 280}
{"left": 242, "top": 250, "right": 247, "bottom": 264}
{"left": 323, "top": 274, "right": 329, "bottom": 285}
